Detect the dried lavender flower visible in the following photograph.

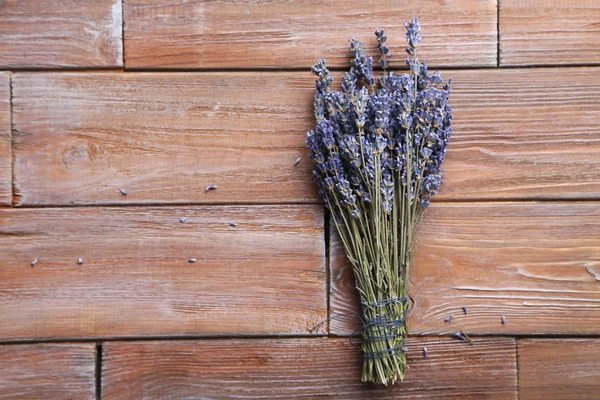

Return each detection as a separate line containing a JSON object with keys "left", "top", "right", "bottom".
{"left": 77, "top": 258, "right": 83, "bottom": 265}
{"left": 462, "top": 306, "right": 468, "bottom": 315}
{"left": 118, "top": 188, "right": 128, "bottom": 196}
{"left": 188, "top": 258, "right": 196, "bottom": 263}
{"left": 423, "top": 346, "right": 428, "bottom": 358}
{"left": 306, "top": 17, "right": 452, "bottom": 386}
{"left": 294, "top": 157, "right": 302, "bottom": 166}
{"left": 30, "top": 258, "right": 38, "bottom": 267}
{"left": 452, "top": 333, "right": 466, "bottom": 343}
{"left": 205, "top": 185, "right": 217, "bottom": 192}
{"left": 502, "top": 315, "right": 506, "bottom": 325}
{"left": 445, "top": 315, "right": 453, "bottom": 323}
{"left": 180, "top": 217, "right": 187, "bottom": 223}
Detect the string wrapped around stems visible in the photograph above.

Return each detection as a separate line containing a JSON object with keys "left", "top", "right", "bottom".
{"left": 306, "top": 18, "right": 452, "bottom": 385}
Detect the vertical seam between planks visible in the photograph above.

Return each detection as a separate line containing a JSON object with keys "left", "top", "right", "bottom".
{"left": 8, "top": 72, "right": 14, "bottom": 207}
{"left": 325, "top": 209, "right": 331, "bottom": 335}
{"left": 515, "top": 339, "right": 521, "bottom": 400}
{"left": 497, "top": 0, "right": 501, "bottom": 67}
{"left": 96, "top": 344, "right": 103, "bottom": 400}
{"left": 121, "top": 0, "right": 126, "bottom": 69}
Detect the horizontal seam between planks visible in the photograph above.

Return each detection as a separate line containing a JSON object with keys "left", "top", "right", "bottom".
{"left": 2, "top": 334, "right": 598, "bottom": 346}
{"left": 331, "top": 332, "right": 600, "bottom": 339}
{"left": 4, "top": 63, "right": 600, "bottom": 74}
{"left": 8, "top": 198, "right": 600, "bottom": 209}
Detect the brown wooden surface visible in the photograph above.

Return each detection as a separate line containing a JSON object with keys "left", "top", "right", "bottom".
{"left": 0, "top": 0, "right": 123, "bottom": 68}
{"left": 0, "top": 72, "right": 9, "bottom": 205}
{"left": 330, "top": 202, "right": 600, "bottom": 335}
{"left": 0, "top": 343, "right": 96, "bottom": 399}
{"left": 438, "top": 67, "right": 600, "bottom": 201}
{"left": 0, "top": 205, "right": 326, "bottom": 341}
{"left": 103, "top": 337, "right": 517, "bottom": 399}
{"left": 123, "top": 0, "right": 497, "bottom": 69}
{"left": 518, "top": 339, "right": 600, "bottom": 399}
{"left": 12, "top": 72, "right": 317, "bottom": 206}
{"left": 3, "top": 2, "right": 600, "bottom": 397}
{"left": 12, "top": 68, "right": 600, "bottom": 206}
{"left": 500, "top": 0, "right": 600, "bottom": 66}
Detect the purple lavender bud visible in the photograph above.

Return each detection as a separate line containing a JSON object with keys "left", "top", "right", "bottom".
{"left": 311, "top": 59, "right": 334, "bottom": 121}
{"left": 375, "top": 29, "right": 392, "bottom": 69}
{"left": 318, "top": 120, "right": 335, "bottom": 150}
{"left": 349, "top": 38, "right": 374, "bottom": 86}
{"left": 381, "top": 173, "right": 394, "bottom": 213}
{"left": 405, "top": 17, "right": 422, "bottom": 51}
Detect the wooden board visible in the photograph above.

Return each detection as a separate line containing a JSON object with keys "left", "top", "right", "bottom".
{"left": 518, "top": 339, "right": 600, "bottom": 399}
{"left": 500, "top": 0, "right": 600, "bottom": 66}
{"left": 437, "top": 67, "right": 600, "bottom": 201}
{"left": 102, "top": 338, "right": 517, "bottom": 399}
{"left": 12, "top": 72, "right": 317, "bottom": 206}
{"left": 0, "top": 205, "right": 326, "bottom": 341}
{"left": 12, "top": 68, "right": 600, "bottom": 206}
{"left": 330, "top": 202, "right": 600, "bottom": 335}
{"left": 0, "top": 72, "right": 9, "bottom": 205}
{"left": 123, "top": 0, "right": 498, "bottom": 69}
{"left": 0, "top": 343, "right": 96, "bottom": 399}
{"left": 0, "top": 0, "right": 123, "bottom": 68}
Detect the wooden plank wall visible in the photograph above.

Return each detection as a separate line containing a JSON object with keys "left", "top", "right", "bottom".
{"left": 1, "top": 0, "right": 599, "bottom": 398}
{"left": 0, "top": 344, "right": 96, "bottom": 399}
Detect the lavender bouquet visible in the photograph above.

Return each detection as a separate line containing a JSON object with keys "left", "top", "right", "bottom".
{"left": 306, "top": 18, "right": 452, "bottom": 385}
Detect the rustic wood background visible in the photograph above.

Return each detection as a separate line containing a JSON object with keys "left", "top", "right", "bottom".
{"left": 1, "top": 0, "right": 599, "bottom": 399}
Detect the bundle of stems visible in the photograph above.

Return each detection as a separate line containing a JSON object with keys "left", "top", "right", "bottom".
{"left": 306, "top": 18, "right": 452, "bottom": 385}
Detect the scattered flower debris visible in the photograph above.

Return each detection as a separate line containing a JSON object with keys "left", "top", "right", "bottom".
{"left": 501, "top": 315, "right": 506, "bottom": 325}
{"left": 451, "top": 330, "right": 474, "bottom": 345}
{"left": 118, "top": 188, "right": 128, "bottom": 196}
{"left": 180, "top": 217, "right": 187, "bottom": 223}
{"left": 461, "top": 331, "right": 474, "bottom": 345}
{"left": 30, "top": 258, "right": 38, "bottom": 267}
{"left": 77, "top": 258, "right": 83, "bottom": 265}
{"left": 294, "top": 157, "right": 302, "bottom": 166}
{"left": 462, "top": 306, "right": 468, "bottom": 315}
{"left": 229, "top": 222, "right": 238, "bottom": 227}
{"left": 205, "top": 185, "right": 217, "bottom": 192}
{"left": 188, "top": 258, "right": 196, "bottom": 263}
{"left": 445, "top": 315, "right": 453, "bottom": 323}
{"left": 423, "top": 347, "right": 428, "bottom": 358}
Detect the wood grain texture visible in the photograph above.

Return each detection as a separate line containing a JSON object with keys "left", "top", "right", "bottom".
{"left": 437, "top": 67, "right": 600, "bottom": 201}
{"left": 0, "top": 72, "right": 9, "bottom": 205}
{"left": 500, "top": 0, "right": 600, "bottom": 66}
{"left": 123, "top": 0, "right": 497, "bottom": 69}
{"left": 330, "top": 203, "right": 600, "bottom": 335}
{"left": 518, "top": 339, "right": 600, "bottom": 399}
{"left": 12, "top": 68, "right": 600, "bottom": 205}
{"left": 0, "top": 0, "right": 123, "bottom": 68}
{"left": 0, "top": 343, "right": 96, "bottom": 399}
{"left": 12, "top": 72, "right": 317, "bottom": 206}
{"left": 103, "top": 337, "right": 517, "bottom": 399}
{"left": 0, "top": 205, "right": 326, "bottom": 341}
